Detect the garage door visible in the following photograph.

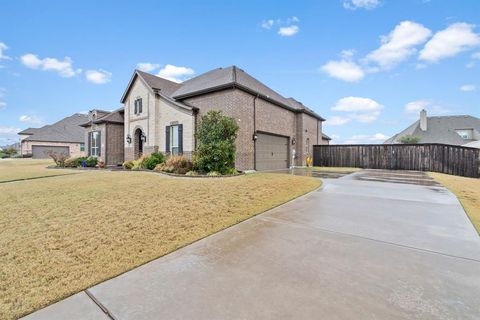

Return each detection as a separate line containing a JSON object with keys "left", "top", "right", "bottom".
{"left": 255, "top": 133, "right": 289, "bottom": 171}
{"left": 32, "top": 146, "right": 70, "bottom": 159}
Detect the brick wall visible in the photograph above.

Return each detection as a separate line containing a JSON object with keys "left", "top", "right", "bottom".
{"left": 106, "top": 123, "right": 124, "bottom": 165}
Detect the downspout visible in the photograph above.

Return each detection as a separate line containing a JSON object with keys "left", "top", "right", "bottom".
{"left": 253, "top": 94, "right": 259, "bottom": 170}
{"left": 105, "top": 124, "right": 108, "bottom": 166}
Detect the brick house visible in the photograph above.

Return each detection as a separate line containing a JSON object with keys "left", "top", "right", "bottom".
{"left": 18, "top": 113, "right": 88, "bottom": 158}
{"left": 86, "top": 66, "right": 327, "bottom": 170}
{"left": 80, "top": 108, "right": 125, "bottom": 166}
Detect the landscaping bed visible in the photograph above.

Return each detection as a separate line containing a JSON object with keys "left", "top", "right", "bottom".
{"left": 0, "top": 167, "right": 320, "bottom": 319}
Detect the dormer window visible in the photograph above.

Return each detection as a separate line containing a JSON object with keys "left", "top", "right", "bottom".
{"left": 455, "top": 129, "right": 473, "bottom": 140}
{"left": 134, "top": 98, "right": 143, "bottom": 115}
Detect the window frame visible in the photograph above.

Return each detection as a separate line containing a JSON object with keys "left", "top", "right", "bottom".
{"left": 170, "top": 125, "right": 179, "bottom": 155}
{"left": 134, "top": 98, "right": 143, "bottom": 115}
{"left": 89, "top": 131, "right": 101, "bottom": 157}
{"left": 80, "top": 143, "right": 85, "bottom": 152}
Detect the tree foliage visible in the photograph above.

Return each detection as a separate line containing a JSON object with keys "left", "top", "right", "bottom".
{"left": 399, "top": 135, "right": 421, "bottom": 144}
{"left": 194, "top": 110, "right": 239, "bottom": 174}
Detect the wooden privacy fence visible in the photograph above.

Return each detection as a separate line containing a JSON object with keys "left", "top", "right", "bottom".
{"left": 313, "top": 144, "right": 480, "bottom": 178}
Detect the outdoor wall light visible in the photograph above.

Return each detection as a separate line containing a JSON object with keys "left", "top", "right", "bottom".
{"left": 126, "top": 135, "right": 132, "bottom": 144}
{"left": 252, "top": 133, "right": 258, "bottom": 141}
{"left": 141, "top": 134, "right": 147, "bottom": 143}
{"left": 292, "top": 138, "right": 296, "bottom": 145}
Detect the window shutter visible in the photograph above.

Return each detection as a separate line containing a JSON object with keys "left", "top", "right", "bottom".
{"left": 88, "top": 132, "right": 91, "bottom": 156}
{"left": 165, "top": 126, "right": 170, "bottom": 153}
{"left": 178, "top": 124, "right": 183, "bottom": 154}
{"left": 98, "top": 131, "right": 101, "bottom": 156}
{"left": 139, "top": 99, "right": 142, "bottom": 113}
{"left": 134, "top": 100, "right": 138, "bottom": 114}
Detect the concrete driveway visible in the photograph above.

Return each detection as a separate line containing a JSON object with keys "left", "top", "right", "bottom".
{"left": 24, "top": 170, "right": 480, "bottom": 320}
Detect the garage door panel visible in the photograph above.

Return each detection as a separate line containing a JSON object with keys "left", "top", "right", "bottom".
{"left": 32, "top": 146, "right": 70, "bottom": 159}
{"left": 255, "top": 133, "right": 289, "bottom": 171}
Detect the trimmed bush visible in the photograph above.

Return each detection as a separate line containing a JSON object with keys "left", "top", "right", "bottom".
{"left": 64, "top": 157, "right": 87, "bottom": 168}
{"left": 185, "top": 170, "right": 199, "bottom": 176}
{"left": 122, "top": 160, "right": 134, "bottom": 170}
{"left": 154, "top": 155, "right": 193, "bottom": 174}
{"left": 85, "top": 156, "right": 98, "bottom": 167}
{"left": 194, "top": 110, "right": 238, "bottom": 174}
{"left": 207, "top": 171, "right": 221, "bottom": 176}
{"left": 143, "top": 152, "right": 165, "bottom": 170}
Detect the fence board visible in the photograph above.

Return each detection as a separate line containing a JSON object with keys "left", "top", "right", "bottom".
{"left": 313, "top": 143, "right": 480, "bottom": 178}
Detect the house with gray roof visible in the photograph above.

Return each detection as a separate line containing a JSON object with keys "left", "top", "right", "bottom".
{"left": 18, "top": 113, "right": 88, "bottom": 158}
{"left": 384, "top": 109, "right": 480, "bottom": 147}
{"left": 89, "top": 65, "right": 327, "bottom": 170}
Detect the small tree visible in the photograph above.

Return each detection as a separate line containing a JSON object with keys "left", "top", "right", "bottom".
{"left": 4, "top": 147, "right": 17, "bottom": 155}
{"left": 399, "top": 135, "right": 421, "bottom": 144}
{"left": 194, "top": 110, "right": 239, "bottom": 174}
{"left": 46, "top": 151, "right": 69, "bottom": 167}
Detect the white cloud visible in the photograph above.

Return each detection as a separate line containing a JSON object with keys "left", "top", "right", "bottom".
{"left": 331, "top": 96, "right": 384, "bottom": 124}
{"left": 325, "top": 116, "right": 351, "bottom": 126}
{"left": 404, "top": 99, "right": 450, "bottom": 116}
{"left": 343, "top": 133, "right": 389, "bottom": 144}
{"left": 0, "top": 42, "right": 11, "bottom": 60}
{"left": 419, "top": 23, "right": 480, "bottom": 62}
{"left": 261, "top": 19, "right": 275, "bottom": 29}
{"left": 0, "top": 126, "right": 21, "bottom": 134}
{"left": 366, "top": 21, "right": 432, "bottom": 69}
{"left": 136, "top": 62, "right": 160, "bottom": 72}
{"left": 157, "top": 64, "right": 194, "bottom": 83}
{"left": 278, "top": 25, "right": 299, "bottom": 37}
{"left": 20, "top": 53, "right": 81, "bottom": 77}
{"left": 343, "top": 0, "right": 381, "bottom": 10}
{"left": 85, "top": 69, "right": 112, "bottom": 84}
{"left": 404, "top": 99, "right": 431, "bottom": 114}
{"left": 19, "top": 115, "right": 44, "bottom": 124}
{"left": 321, "top": 60, "right": 365, "bottom": 82}
{"left": 261, "top": 17, "right": 300, "bottom": 37}
{"left": 460, "top": 84, "right": 476, "bottom": 92}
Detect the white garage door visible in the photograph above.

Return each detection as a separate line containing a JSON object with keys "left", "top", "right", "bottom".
{"left": 32, "top": 146, "right": 70, "bottom": 159}
{"left": 255, "top": 133, "right": 289, "bottom": 171}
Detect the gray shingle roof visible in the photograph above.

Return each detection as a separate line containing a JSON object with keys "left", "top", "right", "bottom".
{"left": 384, "top": 115, "right": 480, "bottom": 145}
{"left": 127, "top": 66, "right": 325, "bottom": 121}
{"left": 22, "top": 113, "right": 88, "bottom": 143}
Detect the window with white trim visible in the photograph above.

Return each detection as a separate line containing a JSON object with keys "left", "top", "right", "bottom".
{"left": 89, "top": 131, "right": 100, "bottom": 156}
{"left": 170, "top": 125, "right": 179, "bottom": 155}
{"left": 134, "top": 98, "right": 143, "bottom": 115}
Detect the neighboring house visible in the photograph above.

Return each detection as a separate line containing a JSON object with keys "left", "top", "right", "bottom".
{"left": 321, "top": 133, "right": 331, "bottom": 145}
{"left": 384, "top": 109, "right": 480, "bottom": 146}
{"left": 92, "top": 66, "right": 326, "bottom": 170}
{"left": 80, "top": 108, "right": 125, "bottom": 166}
{"left": 18, "top": 113, "right": 88, "bottom": 158}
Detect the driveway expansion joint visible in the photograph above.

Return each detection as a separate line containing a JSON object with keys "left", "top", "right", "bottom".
{"left": 259, "top": 216, "right": 480, "bottom": 263}
{"left": 84, "top": 289, "right": 118, "bottom": 320}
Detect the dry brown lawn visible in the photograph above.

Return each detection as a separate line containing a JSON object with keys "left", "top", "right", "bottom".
{"left": 313, "top": 166, "right": 362, "bottom": 173}
{"left": 0, "top": 168, "right": 320, "bottom": 319}
{"left": 429, "top": 172, "right": 480, "bottom": 234}
{"left": 0, "top": 159, "right": 79, "bottom": 182}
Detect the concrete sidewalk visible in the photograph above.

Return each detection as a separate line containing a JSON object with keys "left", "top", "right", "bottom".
{"left": 24, "top": 171, "right": 480, "bottom": 320}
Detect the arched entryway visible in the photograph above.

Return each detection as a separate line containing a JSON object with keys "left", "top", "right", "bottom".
{"left": 134, "top": 128, "right": 144, "bottom": 159}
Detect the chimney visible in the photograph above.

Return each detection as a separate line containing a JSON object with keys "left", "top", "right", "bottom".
{"left": 420, "top": 109, "right": 427, "bottom": 131}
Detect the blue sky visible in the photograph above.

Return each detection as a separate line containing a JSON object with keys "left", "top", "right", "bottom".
{"left": 0, "top": 0, "right": 479, "bottom": 145}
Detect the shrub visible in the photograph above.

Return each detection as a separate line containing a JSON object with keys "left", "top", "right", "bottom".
{"left": 122, "top": 160, "right": 134, "bottom": 170}
{"left": 85, "top": 156, "right": 98, "bottom": 167}
{"left": 194, "top": 110, "right": 239, "bottom": 174}
{"left": 399, "top": 135, "right": 421, "bottom": 144}
{"left": 207, "top": 171, "right": 221, "bottom": 176}
{"left": 132, "top": 154, "right": 148, "bottom": 170}
{"left": 154, "top": 155, "right": 192, "bottom": 174}
{"left": 185, "top": 170, "right": 199, "bottom": 176}
{"left": 4, "top": 147, "right": 17, "bottom": 155}
{"left": 64, "top": 157, "right": 86, "bottom": 168}
{"left": 224, "top": 167, "right": 238, "bottom": 175}
{"left": 46, "top": 151, "right": 69, "bottom": 167}
{"left": 143, "top": 152, "right": 165, "bottom": 170}
{"left": 98, "top": 160, "right": 106, "bottom": 169}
